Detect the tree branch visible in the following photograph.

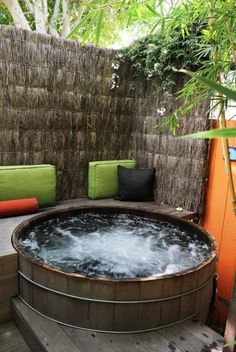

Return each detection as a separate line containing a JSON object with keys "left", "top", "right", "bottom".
{"left": 24, "top": 0, "right": 34, "bottom": 14}
{"left": 0, "top": 0, "right": 31, "bottom": 30}
{"left": 33, "top": 0, "right": 47, "bottom": 33}
{"left": 42, "top": 0, "right": 48, "bottom": 23}
{"left": 51, "top": 0, "right": 60, "bottom": 22}
{"left": 49, "top": 0, "right": 60, "bottom": 36}
{"left": 61, "top": 0, "right": 71, "bottom": 37}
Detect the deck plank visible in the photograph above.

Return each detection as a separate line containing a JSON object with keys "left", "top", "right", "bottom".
{"left": 180, "top": 319, "right": 224, "bottom": 349}
{"left": 130, "top": 331, "right": 184, "bottom": 352}
{"left": 0, "top": 320, "right": 15, "bottom": 334}
{"left": 3, "top": 341, "right": 31, "bottom": 352}
{"left": 0, "top": 321, "right": 31, "bottom": 352}
{"left": 63, "top": 326, "right": 177, "bottom": 352}
{"left": 62, "top": 327, "right": 117, "bottom": 352}
{"left": 63, "top": 322, "right": 224, "bottom": 352}
{"left": 158, "top": 322, "right": 223, "bottom": 352}
{"left": 95, "top": 333, "right": 149, "bottom": 352}
{"left": 13, "top": 298, "right": 81, "bottom": 352}
{"left": 6, "top": 297, "right": 225, "bottom": 352}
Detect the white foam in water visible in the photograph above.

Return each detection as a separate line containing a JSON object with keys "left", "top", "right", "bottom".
{"left": 20, "top": 213, "right": 211, "bottom": 278}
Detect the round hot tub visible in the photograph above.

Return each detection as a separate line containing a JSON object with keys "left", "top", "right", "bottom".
{"left": 12, "top": 206, "right": 217, "bottom": 333}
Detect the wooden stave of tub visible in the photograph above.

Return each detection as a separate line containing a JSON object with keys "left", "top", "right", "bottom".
{"left": 12, "top": 206, "right": 217, "bottom": 333}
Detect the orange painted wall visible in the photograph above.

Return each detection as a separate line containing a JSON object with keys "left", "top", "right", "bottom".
{"left": 202, "top": 120, "right": 236, "bottom": 323}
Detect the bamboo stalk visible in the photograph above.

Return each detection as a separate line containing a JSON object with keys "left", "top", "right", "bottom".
{"left": 219, "top": 100, "right": 236, "bottom": 215}
{"left": 209, "top": 0, "right": 236, "bottom": 215}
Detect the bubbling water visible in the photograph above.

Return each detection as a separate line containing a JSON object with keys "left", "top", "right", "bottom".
{"left": 19, "top": 213, "right": 211, "bottom": 278}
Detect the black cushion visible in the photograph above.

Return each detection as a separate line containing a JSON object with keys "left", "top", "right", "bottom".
{"left": 116, "top": 166, "right": 155, "bottom": 201}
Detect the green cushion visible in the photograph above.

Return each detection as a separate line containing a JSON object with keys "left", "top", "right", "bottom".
{"left": 0, "top": 164, "right": 56, "bottom": 207}
{"left": 88, "top": 160, "right": 137, "bottom": 199}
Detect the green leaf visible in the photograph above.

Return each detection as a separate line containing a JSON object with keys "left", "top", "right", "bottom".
{"left": 145, "top": 4, "right": 160, "bottom": 17}
{"left": 182, "top": 128, "right": 236, "bottom": 139}
{"left": 180, "top": 70, "right": 236, "bottom": 101}
{"left": 67, "top": 14, "right": 91, "bottom": 39}
{"left": 95, "top": 10, "right": 104, "bottom": 45}
{"left": 218, "top": 296, "right": 230, "bottom": 308}
{"left": 224, "top": 340, "right": 236, "bottom": 348}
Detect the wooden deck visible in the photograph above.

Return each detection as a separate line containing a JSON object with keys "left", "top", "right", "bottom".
{"left": 0, "top": 320, "right": 30, "bottom": 352}
{"left": 9, "top": 297, "right": 224, "bottom": 352}
{"left": 0, "top": 318, "right": 225, "bottom": 352}
{"left": 62, "top": 320, "right": 224, "bottom": 352}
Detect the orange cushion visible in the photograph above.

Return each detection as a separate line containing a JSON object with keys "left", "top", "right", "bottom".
{"left": 0, "top": 198, "right": 39, "bottom": 217}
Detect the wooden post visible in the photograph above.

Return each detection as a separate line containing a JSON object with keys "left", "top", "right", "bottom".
{"left": 224, "top": 272, "right": 236, "bottom": 352}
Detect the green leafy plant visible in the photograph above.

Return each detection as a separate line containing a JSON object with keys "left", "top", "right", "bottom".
{"left": 0, "top": 0, "right": 162, "bottom": 46}
{"left": 183, "top": 127, "right": 236, "bottom": 139}
{"left": 112, "top": 0, "right": 236, "bottom": 214}
{"left": 114, "top": 19, "right": 207, "bottom": 97}
{"left": 181, "top": 72, "right": 236, "bottom": 139}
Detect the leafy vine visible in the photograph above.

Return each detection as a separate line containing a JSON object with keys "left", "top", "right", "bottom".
{"left": 112, "top": 20, "right": 208, "bottom": 99}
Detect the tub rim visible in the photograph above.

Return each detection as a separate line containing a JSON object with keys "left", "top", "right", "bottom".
{"left": 12, "top": 205, "right": 217, "bottom": 283}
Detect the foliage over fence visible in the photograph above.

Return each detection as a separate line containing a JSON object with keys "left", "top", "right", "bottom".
{"left": 0, "top": 26, "right": 209, "bottom": 214}
{"left": 115, "top": 20, "right": 207, "bottom": 96}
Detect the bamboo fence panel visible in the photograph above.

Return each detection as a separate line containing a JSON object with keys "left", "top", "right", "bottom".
{"left": 0, "top": 26, "right": 209, "bottom": 214}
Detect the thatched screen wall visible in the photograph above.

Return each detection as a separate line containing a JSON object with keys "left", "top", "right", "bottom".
{"left": 131, "top": 82, "right": 209, "bottom": 214}
{"left": 0, "top": 26, "right": 209, "bottom": 214}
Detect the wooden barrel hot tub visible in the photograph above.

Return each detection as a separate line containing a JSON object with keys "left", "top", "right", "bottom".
{"left": 12, "top": 207, "right": 217, "bottom": 333}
